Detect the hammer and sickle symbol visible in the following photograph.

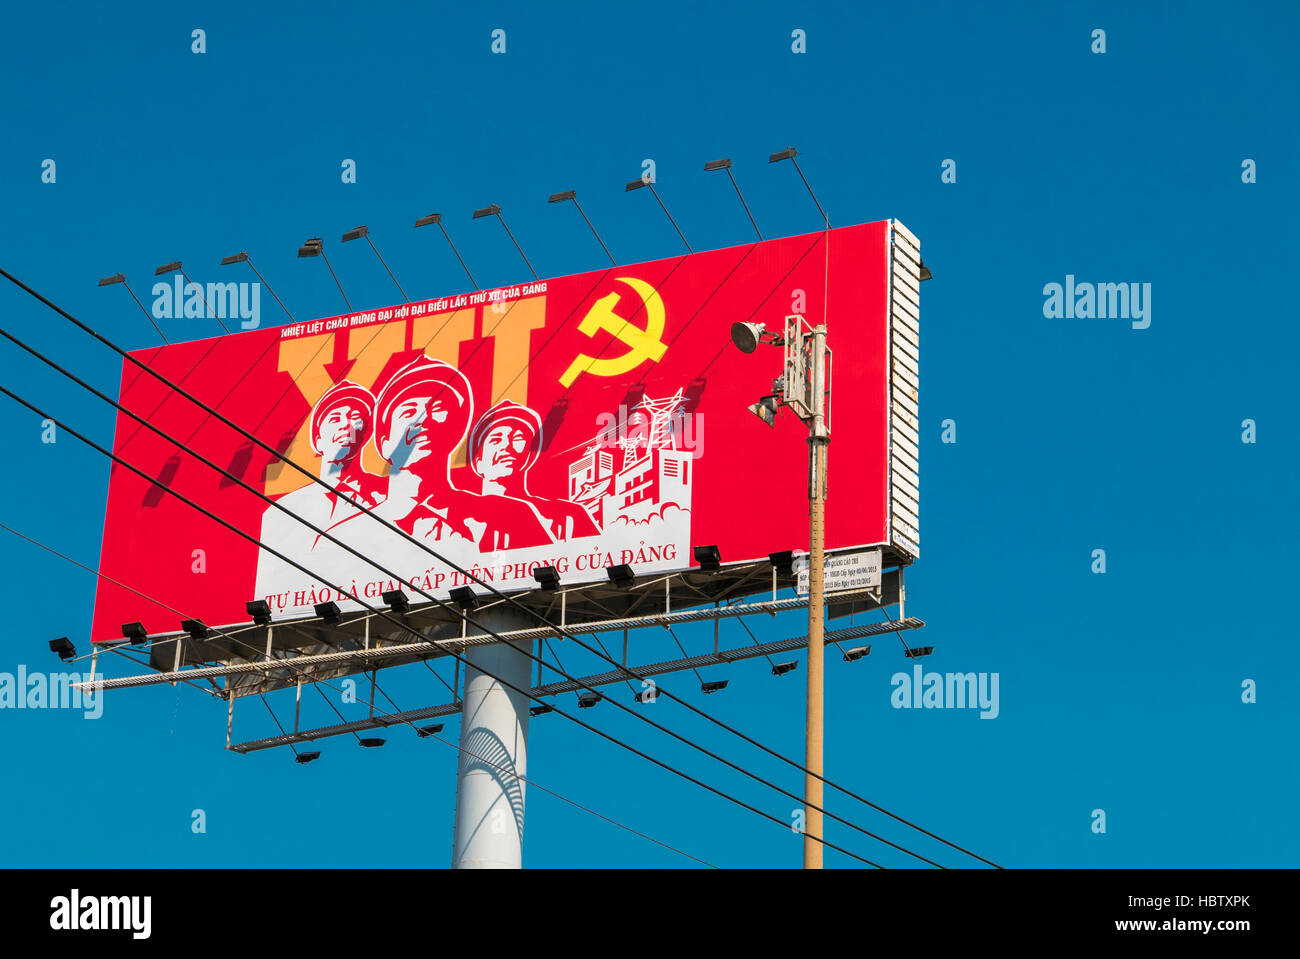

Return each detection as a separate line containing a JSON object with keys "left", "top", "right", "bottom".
{"left": 558, "top": 277, "right": 667, "bottom": 387}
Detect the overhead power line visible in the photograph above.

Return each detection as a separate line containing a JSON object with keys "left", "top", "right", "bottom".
{"left": 0, "top": 334, "right": 939, "bottom": 868}
{"left": 0, "top": 263, "right": 998, "bottom": 868}
{"left": 0, "top": 380, "right": 892, "bottom": 867}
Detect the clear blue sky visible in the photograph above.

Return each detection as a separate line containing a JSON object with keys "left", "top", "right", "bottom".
{"left": 1, "top": 0, "right": 1296, "bottom": 868}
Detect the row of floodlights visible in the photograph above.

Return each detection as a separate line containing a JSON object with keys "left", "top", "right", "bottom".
{"left": 289, "top": 643, "right": 926, "bottom": 762}
{"left": 292, "top": 721, "right": 446, "bottom": 764}
{"left": 48, "top": 549, "right": 935, "bottom": 663}
{"left": 70, "top": 546, "right": 761, "bottom": 651}
{"left": 48, "top": 633, "right": 923, "bottom": 669}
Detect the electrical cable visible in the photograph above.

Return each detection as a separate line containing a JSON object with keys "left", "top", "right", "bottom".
{"left": 0, "top": 349, "right": 935, "bottom": 867}
{"left": 0, "top": 517, "right": 715, "bottom": 864}
{"left": 0, "top": 381, "right": 891, "bottom": 867}
{"left": 1, "top": 262, "right": 997, "bottom": 868}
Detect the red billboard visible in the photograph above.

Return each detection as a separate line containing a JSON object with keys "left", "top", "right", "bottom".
{"left": 90, "top": 220, "right": 918, "bottom": 642}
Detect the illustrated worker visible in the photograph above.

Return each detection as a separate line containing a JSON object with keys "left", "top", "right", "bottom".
{"left": 309, "top": 380, "right": 385, "bottom": 509}
{"left": 372, "top": 355, "right": 551, "bottom": 551}
{"left": 469, "top": 399, "right": 600, "bottom": 541}
{"left": 255, "top": 379, "right": 384, "bottom": 600}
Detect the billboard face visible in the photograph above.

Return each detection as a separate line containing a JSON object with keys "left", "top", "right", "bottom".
{"left": 90, "top": 220, "right": 911, "bottom": 642}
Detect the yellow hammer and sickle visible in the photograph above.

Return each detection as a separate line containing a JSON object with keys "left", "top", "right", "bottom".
{"left": 558, "top": 277, "right": 667, "bottom": 387}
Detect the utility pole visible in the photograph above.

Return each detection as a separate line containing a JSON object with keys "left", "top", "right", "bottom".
{"left": 729, "top": 314, "right": 831, "bottom": 869}
{"left": 804, "top": 322, "right": 829, "bottom": 869}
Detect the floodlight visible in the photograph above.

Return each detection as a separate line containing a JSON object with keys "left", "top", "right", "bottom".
{"left": 450, "top": 586, "right": 479, "bottom": 611}
{"left": 768, "top": 145, "right": 829, "bottom": 228}
{"left": 529, "top": 704, "right": 554, "bottom": 717}
{"left": 154, "top": 261, "right": 182, "bottom": 276}
{"left": 414, "top": 212, "right": 478, "bottom": 288}
{"left": 624, "top": 174, "right": 691, "bottom": 251}
{"left": 903, "top": 646, "right": 935, "bottom": 659}
{"left": 606, "top": 564, "right": 635, "bottom": 589}
{"left": 49, "top": 637, "right": 76, "bottom": 661}
{"left": 634, "top": 687, "right": 658, "bottom": 704}
{"left": 296, "top": 751, "right": 321, "bottom": 764}
{"left": 98, "top": 271, "right": 170, "bottom": 340}
{"left": 219, "top": 251, "right": 297, "bottom": 323}
{"left": 548, "top": 189, "right": 617, "bottom": 264}
{"left": 382, "top": 589, "right": 411, "bottom": 614}
{"left": 578, "top": 691, "right": 601, "bottom": 708}
{"left": 359, "top": 737, "right": 386, "bottom": 748}
{"left": 693, "top": 544, "right": 721, "bottom": 571}
{"left": 416, "top": 723, "right": 445, "bottom": 738}
{"left": 701, "top": 680, "right": 729, "bottom": 694}
{"left": 747, "top": 395, "right": 778, "bottom": 427}
{"left": 772, "top": 661, "right": 798, "bottom": 676}
{"left": 356, "top": 225, "right": 411, "bottom": 301}
{"left": 730, "top": 321, "right": 765, "bottom": 353}
{"left": 120, "top": 621, "right": 148, "bottom": 643}
{"left": 533, "top": 565, "right": 561, "bottom": 590}
{"left": 844, "top": 645, "right": 872, "bottom": 662}
{"left": 245, "top": 600, "right": 272, "bottom": 626}
{"left": 769, "top": 550, "right": 795, "bottom": 577}
{"left": 297, "top": 237, "right": 351, "bottom": 309}
{"left": 180, "top": 619, "right": 211, "bottom": 639}
{"left": 472, "top": 203, "right": 538, "bottom": 278}
{"left": 705, "top": 158, "right": 763, "bottom": 239}
{"left": 919, "top": 260, "right": 933, "bottom": 281}
{"left": 314, "top": 601, "right": 342, "bottom": 625}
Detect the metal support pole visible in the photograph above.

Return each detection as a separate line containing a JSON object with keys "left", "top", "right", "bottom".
{"left": 452, "top": 608, "right": 534, "bottom": 869}
{"left": 804, "top": 322, "right": 829, "bottom": 870}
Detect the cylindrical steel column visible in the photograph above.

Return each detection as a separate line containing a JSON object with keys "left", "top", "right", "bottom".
{"left": 452, "top": 608, "right": 534, "bottom": 869}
